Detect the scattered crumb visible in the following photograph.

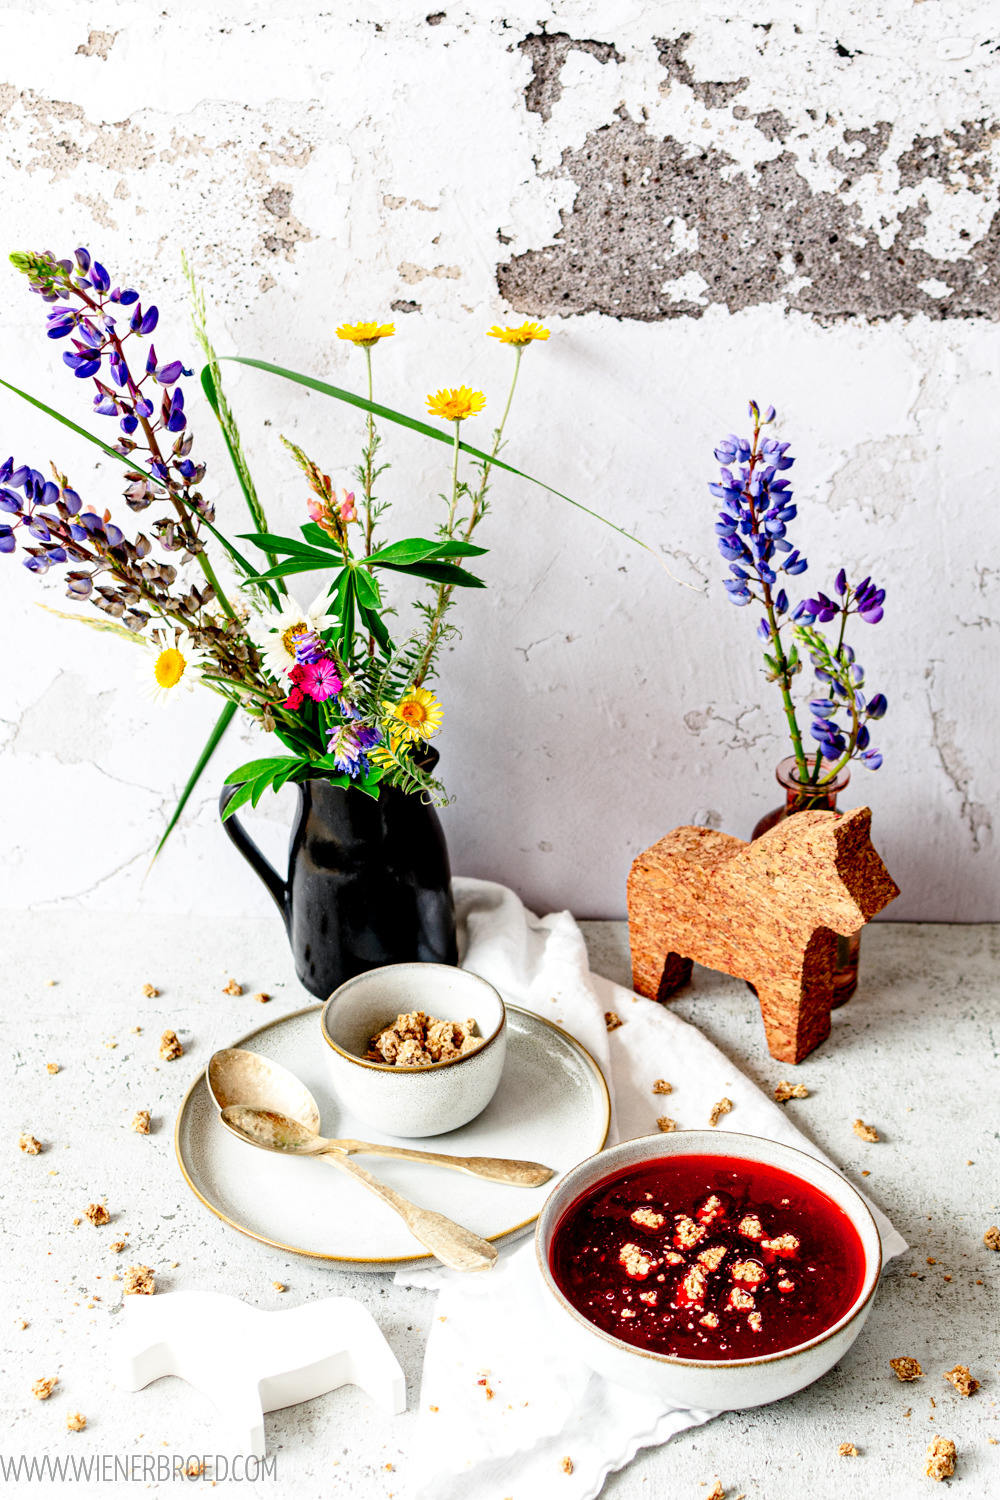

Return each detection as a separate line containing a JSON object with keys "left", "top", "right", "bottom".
{"left": 84, "top": 1203, "right": 111, "bottom": 1227}
{"left": 158, "top": 1030, "right": 183, "bottom": 1061}
{"left": 130, "top": 1111, "right": 150, "bottom": 1135}
{"left": 838, "top": 1442, "right": 859, "bottom": 1457}
{"left": 368, "top": 1011, "right": 482, "bottom": 1066}
{"left": 747, "top": 1311, "right": 762, "bottom": 1332}
{"left": 141, "top": 983, "right": 159, "bottom": 998}
{"left": 700, "top": 1312, "right": 719, "bottom": 1329}
{"left": 727, "top": 1287, "right": 755, "bottom": 1312}
{"left": 185, "top": 1461, "right": 203, "bottom": 1478}
{"left": 853, "top": 1119, "right": 879, "bottom": 1142}
{"left": 17, "top": 1319, "right": 28, "bottom": 1330}
{"left": 943, "top": 1275, "right": 952, "bottom": 1282}
{"left": 72, "top": 1217, "right": 81, "bottom": 1226}
{"left": 66, "top": 1412, "right": 86, "bottom": 1432}
{"left": 639, "top": 1290, "right": 657, "bottom": 1306}
{"left": 604, "top": 1011, "right": 623, "bottom": 1032}
{"left": 32, "top": 1377, "right": 58, "bottom": 1400}
{"left": 738, "top": 1214, "right": 763, "bottom": 1240}
{"left": 861, "top": 1169, "right": 870, "bottom": 1176}
{"left": 709, "top": 1098, "right": 732, "bottom": 1128}
{"left": 46, "top": 1063, "right": 59, "bottom": 1075}
{"left": 983, "top": 1226, "right": 1000, "bottom": 1251}
{"left": 924, "top": 1436, "right": 956, "bottom": 1482}
{"left": 109, "top": 1240, "right": 127, "bottom": 1254}
{"left": 656, "top": 1116, "right": 677, "bottom": 1133}
{"left": 272, "top": 1282, "right": 286, "bottom": 1292}
{"left": 222, "top": 979, "right": 243, "bottom": 996}
{"left": 428, "top": 1405, "right": 438, "bottom": 1413}
{"left": 559, "top": 1456, "right": 574, "bottom": 1475}
{"left": 774, "top": 1081, "right": 809, "bottom": 1103}
{"left": 652, "top": 1079, "right": 672, "bottom": 1095}
{"left": 890, "top": 1356, "right": 923, "bottom": 1382}
{"left": 122, "top": 1265, "right": 155, "bottom": 1296}
{"left": 706, "top": 1482, "right": 725, "bottom": 1500}
{"left": 631, "top": 1208, "right": 665, "bottom": 1229}
{"left": 943, "top": 1365, "right": 979, "bottom": 1397}
{"left": 927, "top": 1257, "right": 936, "bottom": 1265}
{"left": 130, "top": 1026, "right": 142, "bottom": 1034}
{"left": 254, "top": 992, "right": 270, "bottom": 1004}
{"left": 19, "top": 1133, "right": 42, "bottom": 1155}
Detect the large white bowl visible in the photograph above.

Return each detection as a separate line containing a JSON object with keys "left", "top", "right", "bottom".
{"left": 320, "top": 963, "right": 507, "bottom": 1138}
{"left": 536, "top": 1130, "right": 882, "bottom": 1410}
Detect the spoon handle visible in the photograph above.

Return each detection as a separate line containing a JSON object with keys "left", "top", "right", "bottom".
{"left": 329, "top": 1139, "right": 554, "bottom": 1187}
{"left": 317, "top": 1151, "right": 497, "bottom": 1272}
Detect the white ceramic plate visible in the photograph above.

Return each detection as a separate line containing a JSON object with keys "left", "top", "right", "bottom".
{"left": 175, "top": 1003, "right": 610, "bottom": 1272}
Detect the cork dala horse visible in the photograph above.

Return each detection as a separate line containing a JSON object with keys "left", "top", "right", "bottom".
{"left": 627, "top": 807, "right": 899, "bottom": 1063}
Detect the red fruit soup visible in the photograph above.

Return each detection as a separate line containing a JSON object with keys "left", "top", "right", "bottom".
{"left": 549, "top": 1155, "right": 867, "bottom": 1360}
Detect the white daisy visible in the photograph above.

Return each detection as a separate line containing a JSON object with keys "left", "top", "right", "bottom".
{"left": 137, "top": 629, "right": 210, "bottom": 706}
{"left": 248, "top": 590, "right": 338, "bottom": 682}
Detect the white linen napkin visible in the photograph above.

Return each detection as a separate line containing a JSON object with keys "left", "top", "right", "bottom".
{"left": 396, "top": 877, "right": 907, "bottom": 1500}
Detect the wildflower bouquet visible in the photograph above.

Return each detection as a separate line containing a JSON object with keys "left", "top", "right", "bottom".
{"left": 0, "top": 245, "right": 589, "bottom": 851}
{"left": 709, "top": 400, "right": 888, "bottom": 789}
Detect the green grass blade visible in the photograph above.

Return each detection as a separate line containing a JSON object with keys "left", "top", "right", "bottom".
{"left": 148, "top": 697, "right": 238, "bottom": 867}
{"left": 221, "top": 356, "right": 684, "bottom": 583}
{"left": 0, "top": 375, "right": 153, "bottom": 476}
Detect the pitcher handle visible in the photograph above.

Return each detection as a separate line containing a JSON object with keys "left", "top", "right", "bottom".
{"left": 219, "top": 784, "right": 289, "bottom": 928}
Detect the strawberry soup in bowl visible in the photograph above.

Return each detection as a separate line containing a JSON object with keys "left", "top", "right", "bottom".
{"left": 535, "top": 1130, "right": 882, "bottom": 1410}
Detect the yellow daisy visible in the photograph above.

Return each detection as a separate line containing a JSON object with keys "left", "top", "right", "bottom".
{"left": 487, "top": 321, "right": 549, "bottom": 345}
{"left": 425, "top": 386, "right": 486, "bottom": 422}
{"left": 383, "top": 687, "right": 444, "bottom": 743}
{"left": 336, "top": 321, "right": 395, "bottom": 346}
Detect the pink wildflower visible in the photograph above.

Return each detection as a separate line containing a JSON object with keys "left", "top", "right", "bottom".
{"left": 338, "top": 490, "right": 357, "bottom": 524}
{"left": 306, "top": 497, "right": 324, "bottom": 524}
{"left": 283, "top": 686, "right": 304, "bottom": 710}
{"left": 299, "top": 659, "right": 342, "bottom": 702}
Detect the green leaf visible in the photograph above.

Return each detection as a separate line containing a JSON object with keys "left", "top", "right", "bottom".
{"left": 365, "top": 536, "right": 479, "bottom": 567}
{"left": 377, "top": 560, "right": 486, "bottom": 587}
{"left": 300, "top": 521, "right": 345, "bottom": 552}
{"left": 220, "top": 775, "right": 270, "bottom": 821}
{"left": 358, "top": 601, "right": 394, "bottom": 652}
{"left": 239, "top": 532, "right": 338, "bottom": 563}
{"left": 272, "top": 758, "right": 307, "bottom": 795}
{"left": 149, "top": 698, "right": 238, "bottom": 864}
{"left": 353, "top": 565, "right": 382, "bottom": 610}
{"left": 35, "top": 603, "right": 145, "bottom": 644}
{"left": 220, "top": 357, "right": 676, "bottom": 581}
{"left": 223, "top": 756, "right": 303, "bottom": 785}
{"left": 244, "top": 557, "right": 339, "bottom": 583}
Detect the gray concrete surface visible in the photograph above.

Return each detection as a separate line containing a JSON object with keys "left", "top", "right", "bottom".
{"left": 1, "top": 913, "right": 997, "bottom": 1498}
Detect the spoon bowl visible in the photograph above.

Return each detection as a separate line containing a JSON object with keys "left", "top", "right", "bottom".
{"left": 208, "top": 1047, "right": 321, "bottom": 1133}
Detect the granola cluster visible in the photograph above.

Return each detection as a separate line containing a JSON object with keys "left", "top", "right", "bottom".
{"left": 122, "top": 1265, "right": 155, "bottom": 1296}
{"left": 366, "top": 1011, "right": 482, "bottom": 1067}
{"left": 924, "top": 1436, "right": 956, "bottom": 1482}
{"left": 608, "top": 1191, "right": 803, "bottom": 1338}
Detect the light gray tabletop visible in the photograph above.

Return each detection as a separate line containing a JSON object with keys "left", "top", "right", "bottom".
{"left": 1, "top": 913, "right": 997, "bottom": 1498}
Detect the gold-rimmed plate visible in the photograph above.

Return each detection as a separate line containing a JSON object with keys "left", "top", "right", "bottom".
{"left": 175, "top": 1003, "right": 610, "bottom": 1272}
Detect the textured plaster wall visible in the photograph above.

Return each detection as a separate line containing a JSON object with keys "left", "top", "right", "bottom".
{"left": 0, "top": 1, "right": 996, "bottom": 922}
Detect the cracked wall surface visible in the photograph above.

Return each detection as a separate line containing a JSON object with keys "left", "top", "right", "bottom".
{"left": 0, "top": 1, "right": 995, "bottom": 921}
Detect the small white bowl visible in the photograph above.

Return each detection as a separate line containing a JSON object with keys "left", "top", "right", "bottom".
{"left": 536, "top": 1130, "right": 882, "bottom": 1410}
{"left": 320, "top": 963, "right": 507, "bottom": 1138}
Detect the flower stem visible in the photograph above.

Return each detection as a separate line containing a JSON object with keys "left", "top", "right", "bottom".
{"left": 363, "top": 345, "right": 375, "bottom": 559}
{"left": 413, "top": 355, "right": 523, "bottom": 688}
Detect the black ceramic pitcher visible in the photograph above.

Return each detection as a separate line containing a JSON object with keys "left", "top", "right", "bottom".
{"left": 219, "top": 748, "right": 457, "bottom": 998}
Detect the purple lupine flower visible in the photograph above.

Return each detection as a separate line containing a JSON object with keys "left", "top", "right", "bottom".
{"left": 866, "top": 692, "right": 887, "bottom": 719}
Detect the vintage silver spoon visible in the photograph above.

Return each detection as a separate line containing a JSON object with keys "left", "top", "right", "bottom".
{"left": 220, "top": 1105, "right": 498, "bottom": 1274}
{"left": 207, "top": 1047, "right": 553, "bottom": 1187}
